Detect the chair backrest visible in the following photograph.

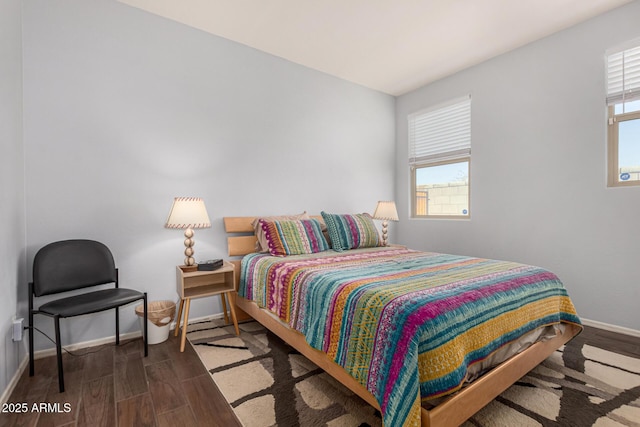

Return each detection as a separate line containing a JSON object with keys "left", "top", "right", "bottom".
{"left": 32, "top": 240, "right": 117, "bottom": 297}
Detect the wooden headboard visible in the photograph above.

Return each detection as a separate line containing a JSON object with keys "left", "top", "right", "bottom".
{"left": 223, "top": 217, "right": 260, "bottom": 321}
{"left": 224, "top": 217, "right": 259, "bottom": 257}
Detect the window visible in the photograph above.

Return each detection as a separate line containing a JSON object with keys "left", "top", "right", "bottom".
{"left": 409, "top": 96, "right": 470, "bottom": 218}
{"left": 607, "top": 41, "right": 640, "bottom": 187}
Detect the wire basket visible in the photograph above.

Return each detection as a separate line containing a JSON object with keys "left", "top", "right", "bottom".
{"left": 135, "top": 300, "right": 176, "bottom": 327}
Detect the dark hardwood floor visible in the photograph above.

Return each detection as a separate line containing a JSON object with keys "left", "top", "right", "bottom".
{"left": 1, "top": 330, "right": 241, "bottom": 427}
{"left": 570, "top": 324, "right": 640, "bottom": 358}
{"left": 2, "top": 325, "right": 638, "bottom": 427}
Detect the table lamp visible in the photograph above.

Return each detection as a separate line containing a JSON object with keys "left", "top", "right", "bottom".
{"left": 165, "top": 197, "right": 211, "bottom": 268}
{"left": 373, "top": 201, "right": 399, "bottom": 246}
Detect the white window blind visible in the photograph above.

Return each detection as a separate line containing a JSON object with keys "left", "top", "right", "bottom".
{"left": 607, "top": 42, "right": 640, "bottom": 105}
{"left": 408, "top": 96, "right": 471, "bottom": 165}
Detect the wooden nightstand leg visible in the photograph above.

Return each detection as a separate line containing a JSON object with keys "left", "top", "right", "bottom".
{"left": 220, "top": 293, "right": 229, "bottom": 324}
{"left": 180, "top": 298, "right": 191, "bottom": 352}
{"left": 226, "top": 292, "right": 240, "bottom": 336}
{"left": 174, "top": 298, "right": 184, "bottom": 337}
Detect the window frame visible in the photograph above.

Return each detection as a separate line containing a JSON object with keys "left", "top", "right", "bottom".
{"left": 606, "top": 39, "right": 640, "bottom": 188}
{"left": 607, "top": 105, "right": 640, "bottom": 187}
{"left": 408, "top": 95, "right": 471, "bottom": 219}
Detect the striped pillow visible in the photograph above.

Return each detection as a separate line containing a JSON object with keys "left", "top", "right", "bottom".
{"left": 252, "top": 212, "right": 309, "bottom": 252}
{"left": 259, "top": 219, "right": 329, "bottom": 256}
{"left": 320, "top": 212, "right": 381, "bottom": 252}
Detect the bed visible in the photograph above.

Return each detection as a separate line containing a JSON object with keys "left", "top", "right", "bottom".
{"left": 223, "top": 214, "right": 582, "bottom": 427}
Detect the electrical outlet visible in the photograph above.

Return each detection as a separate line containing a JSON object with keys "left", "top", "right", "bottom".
{"left": 12, "top": 318, "right": 24, "bottom": 341}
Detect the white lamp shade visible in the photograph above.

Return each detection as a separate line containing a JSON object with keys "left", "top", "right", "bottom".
{"left": 373, "top": 201, "right": 399, "bottom": 222}
{"left": 165, "top": 197, "right": 211, "bottom": 229}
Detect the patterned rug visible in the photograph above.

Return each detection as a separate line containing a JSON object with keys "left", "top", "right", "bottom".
{"left": 187, "top": 320, "right": 640, "bottom": 427}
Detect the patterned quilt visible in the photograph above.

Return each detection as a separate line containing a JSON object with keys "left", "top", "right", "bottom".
{"left": 239, "top": 247, "right": 582, "bottom": 427}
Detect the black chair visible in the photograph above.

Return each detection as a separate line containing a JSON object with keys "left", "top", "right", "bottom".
{"left": 28, "top": 239, "right": 148, "bottom": 392}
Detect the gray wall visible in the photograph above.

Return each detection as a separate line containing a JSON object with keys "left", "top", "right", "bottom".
{"left": 396, "top": 1, "right": 640, "bottom": 330}
{"left": 0, "top": 0, "right": 26, "bottom": 398}
{"left": 21, "top": 0, "right": 395, "bottom": 351}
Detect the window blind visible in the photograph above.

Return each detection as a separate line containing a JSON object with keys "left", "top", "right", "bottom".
{"left": 408, "top": 96, "right": 470, "bottom": 165}
{"left": 607, "top": 42, "right": 640, "bottom": 105}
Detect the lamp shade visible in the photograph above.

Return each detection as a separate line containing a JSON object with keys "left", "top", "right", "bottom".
{"left": 165, "top": 197, "right": 211, "bottom": 229}
{"left": 373, "top": 201, "right": 399, "bottom": 222}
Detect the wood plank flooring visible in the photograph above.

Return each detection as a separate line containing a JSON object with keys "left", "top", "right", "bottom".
{"left": 1, "top": 324, "right": 638, "bottom": 427}
{"left": 1, "top": 330, "right": 241, "bottom": 427}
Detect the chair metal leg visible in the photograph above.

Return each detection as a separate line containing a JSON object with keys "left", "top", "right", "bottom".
{"left": 54, "top": 315, "right": 65, "bottom": 393}
{"left": 28, "top": 283, "right": 35, "bottom": 377}
{"left": 143, "top": 293, "right": 148, "bottom": 357}
{"left": 115, "top": 306, "right": 120, "bottom": 346}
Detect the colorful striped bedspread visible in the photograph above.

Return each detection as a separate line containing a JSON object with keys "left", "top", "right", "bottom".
{"left": 239, "top": 247, "right": 582, "bottom": 427}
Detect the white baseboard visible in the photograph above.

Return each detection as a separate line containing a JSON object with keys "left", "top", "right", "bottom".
{"left": 0, "top": 355, "right": 28, "bottom": 405}
{"left": 32, "top": 312, "right": 224, "bottom": 360}
{"left": 581, "top": 317, "right": 640, "bottom": 338}
{"left": 0, "top": 312, "right": 224, "bottom": 405}
{"left": 31, "top": 330, "right": 143, "bottom": 360}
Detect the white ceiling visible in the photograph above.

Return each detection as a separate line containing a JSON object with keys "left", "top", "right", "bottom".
{"left": 118, "top": 0, "right": 631, "bottom": 96}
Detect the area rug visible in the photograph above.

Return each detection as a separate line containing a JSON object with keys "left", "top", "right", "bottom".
{"left": 188, "top": 320, "right": 640, "bottom": 427}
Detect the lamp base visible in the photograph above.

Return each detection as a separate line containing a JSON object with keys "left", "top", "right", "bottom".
{"left": 183, "top": 228, "right": 196, "bottom": 267}
{"left": 381, "top": 220, "right": 389, "bottom": 246}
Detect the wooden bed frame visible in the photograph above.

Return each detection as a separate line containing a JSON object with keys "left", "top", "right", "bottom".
{"left": 224, "top": 216, "right": 581, "bottom": 427}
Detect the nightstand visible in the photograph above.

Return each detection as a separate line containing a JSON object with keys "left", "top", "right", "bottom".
{"left": 175, "top": 261, "right": 240, "bottom": 352}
